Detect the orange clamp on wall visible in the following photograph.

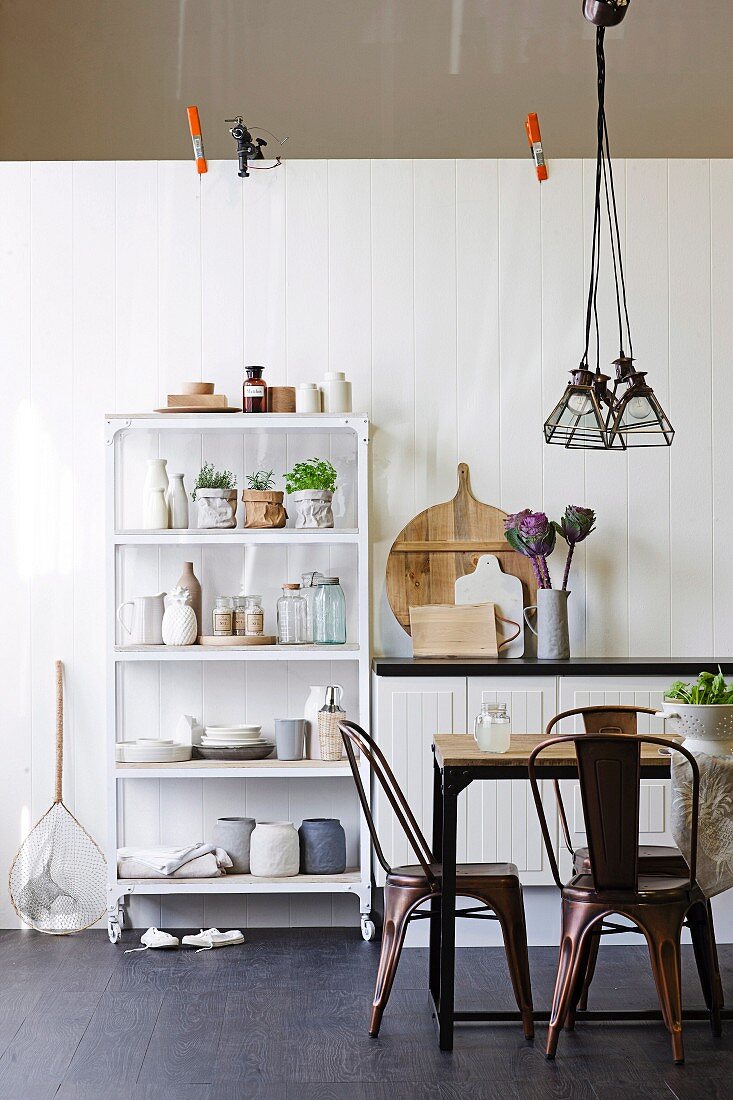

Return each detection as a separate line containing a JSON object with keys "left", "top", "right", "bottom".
{"left": 525, "top": 113, "right": 548, "bottom": 181}
{"left": 187, "top": 106, "right": 207, "bottom": 174}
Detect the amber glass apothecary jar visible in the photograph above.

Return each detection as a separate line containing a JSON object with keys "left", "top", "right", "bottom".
{"left": 243, "top": 365, "right": 267, "bottom": 413}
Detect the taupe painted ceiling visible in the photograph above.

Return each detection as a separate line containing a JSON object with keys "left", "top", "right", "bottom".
{"left": 1, "top": 1, "right": 730, "bottom": 160}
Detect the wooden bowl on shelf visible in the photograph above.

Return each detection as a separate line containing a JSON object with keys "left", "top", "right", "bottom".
{"left": 182, "top": 381, "right": 215, "bottom": 395}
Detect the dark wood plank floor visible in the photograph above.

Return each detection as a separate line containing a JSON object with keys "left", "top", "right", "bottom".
{"left": 0, "top": 929, "right": 730, "bottom": 1099}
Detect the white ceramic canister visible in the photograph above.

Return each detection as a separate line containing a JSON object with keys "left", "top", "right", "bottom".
{"left": 296, "top": 382, "right": 322, "bottom": 413}
{"left": 321, "top": 371, "right": 352, "bottom": 413}
{"left": 249, "top": 822, "right": 300, "bottom": 877}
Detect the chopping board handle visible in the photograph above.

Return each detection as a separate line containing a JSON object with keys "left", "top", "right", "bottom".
{"left": 455, "top": 463, "right": 476, "bottom": 503}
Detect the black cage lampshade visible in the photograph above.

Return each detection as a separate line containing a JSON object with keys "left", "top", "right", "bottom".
{"left": 544, "top": 368, "right": 611, "bottom": 449}
{"left": 606, "top": 357, "right": 675, "bottom": 447}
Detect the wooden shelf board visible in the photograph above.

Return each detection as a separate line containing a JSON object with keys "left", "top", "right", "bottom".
{"left": 116, "top": 759, "right": 350, "bottom": 778}
{"left": 114, "top": 529, "right": 359, "bottom": 545}
{"left": 114, "top": 644, "right": 360, "bottom": 662}
{"left": 116, "top": 870, "right": 361, "bottom": 894}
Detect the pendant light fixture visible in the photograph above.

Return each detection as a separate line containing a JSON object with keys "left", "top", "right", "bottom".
{"left": 544, "top": 1, "right": 674, "bottom": 450}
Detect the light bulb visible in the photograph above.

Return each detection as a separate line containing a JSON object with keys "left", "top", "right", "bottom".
{"left": 627, "top": 395, "right": 651, "bottom": 421}
{"left": 566, "top": 392, "right": 593, "bottom": 416}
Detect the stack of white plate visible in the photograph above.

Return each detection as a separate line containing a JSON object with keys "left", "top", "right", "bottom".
{"left": 201, "top": 724, "right": 262, "bottom": 748}
{"left": 116, "top": 739, "right": 192, "bottom": 763}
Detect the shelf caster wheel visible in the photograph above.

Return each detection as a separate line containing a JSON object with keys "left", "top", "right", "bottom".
{"left": 108, "top": 917, "right": 121, "bottom": 944}
{"left": 361, "top": 917, "right": 376, "bottom": 942}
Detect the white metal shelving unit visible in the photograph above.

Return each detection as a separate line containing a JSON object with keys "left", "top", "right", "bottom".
{"left": 105, "top": 413, "right": 372, "bottom": 943}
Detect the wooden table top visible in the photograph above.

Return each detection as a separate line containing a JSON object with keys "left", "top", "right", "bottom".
{"left": 433, "top": 733, "right": 672, "bottom": 770}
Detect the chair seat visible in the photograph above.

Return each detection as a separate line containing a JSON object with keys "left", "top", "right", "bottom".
{"left": 387, "top": 861, "right": 519, "bottom": 889}
{"left": 566, "top": 872, "right": 696, "bottom": 904}
{"left": 574, "top": 844, "right": 688, "bottom": 877}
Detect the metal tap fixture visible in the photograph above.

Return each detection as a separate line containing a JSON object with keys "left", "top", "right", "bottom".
{"left": 225, "top": 117, "right": 267, "bottom": 178}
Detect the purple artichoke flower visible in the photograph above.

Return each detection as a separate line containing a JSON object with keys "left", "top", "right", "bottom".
{"left": 504, "top": 509, "right": 556, "bottom": 588}
{"left": 553, "top": 505, "right": 597, "bottom": 590}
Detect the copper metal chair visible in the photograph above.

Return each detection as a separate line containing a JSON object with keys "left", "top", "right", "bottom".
{"left": 339, "top": 720, "right": 534, "bottom": 1038}
{"left": 547, "top": 706, "right": 723, "bottom": 1016}
{"left": 529, "top": 731, "right": 722, "bottom": 1064}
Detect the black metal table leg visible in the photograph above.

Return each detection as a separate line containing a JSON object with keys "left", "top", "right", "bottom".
{"left": 429, "top": 751, "right": 443, "bottom": 1006}
{"left": 437, "top": 767, "right": 458, "bottom": 1051}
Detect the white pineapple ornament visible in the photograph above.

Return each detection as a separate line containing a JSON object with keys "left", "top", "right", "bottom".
{"left": 162, "top": 587, "right": 198, "bottom": 646}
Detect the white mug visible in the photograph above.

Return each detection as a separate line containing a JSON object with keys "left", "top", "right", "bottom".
{"left": 116, "top": 593, "right": 166, "bottom": 644}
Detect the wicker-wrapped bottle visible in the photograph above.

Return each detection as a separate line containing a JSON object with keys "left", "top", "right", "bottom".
{"left": 317, "top": 685, "right": 346, "bottom": 761}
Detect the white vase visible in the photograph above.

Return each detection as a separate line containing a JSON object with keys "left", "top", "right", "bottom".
{"left": 322, "top": 371, "right": 352, "bottom": 413}
{"left": 144, "top": 488, "right": 169, "bottom": 530}
{"left": 304, "top": 684, "right": 343, "bottom": 759}
{"left": 289, "top": 490, "right": 334, "bottom": 529}
{"left": 166, "top": 473, "right": 189, "bottom": 529}
{"left": 249, "top": 822, "right": 300, "bottom": 877}
{"left": 162, "top": 588, "right": 198, "bottom": 646}
{"left": 143, "top": 459, "right": 169, "bottom": 528}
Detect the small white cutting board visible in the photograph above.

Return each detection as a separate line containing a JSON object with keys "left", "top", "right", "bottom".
{"left": 455, "top": 554, "right": 524, "bottom": 658}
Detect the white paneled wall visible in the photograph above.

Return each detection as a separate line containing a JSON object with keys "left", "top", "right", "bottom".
{"left": 1, "top": 159, "right": 730, "bottom": 928}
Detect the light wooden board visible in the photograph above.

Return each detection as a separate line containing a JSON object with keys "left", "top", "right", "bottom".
{"left": 386, "top": 463, "right": 536, "bottom": 635}
{"left": 433, "top": 733, "right": 672, "bottom": 770}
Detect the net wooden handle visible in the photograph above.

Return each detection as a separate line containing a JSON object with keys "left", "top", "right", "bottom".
{"left": 55, "top": 660, "right": 64, "bottom": 803}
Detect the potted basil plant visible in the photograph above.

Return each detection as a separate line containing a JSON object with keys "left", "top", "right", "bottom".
{"left": 283, "top": 459, "right": 337, "bottom": 529}
{"left": 241, "top": 469, "right": 287, "bottom": 529}
{"left": 191, "top": 463, "right": 237, "bottom": 529}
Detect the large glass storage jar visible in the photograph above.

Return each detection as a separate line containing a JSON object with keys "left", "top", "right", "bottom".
{"left": 277, "top": 584, "right": 307, "bottom": 645}
{"left": 473, "top": 702, "right": 511, "bottom": 753}
{"left": 313, "top": 577, "right": 347, "bottom": 645}
{"left": 300, "top": 571, "right": 324, "bottom": 643}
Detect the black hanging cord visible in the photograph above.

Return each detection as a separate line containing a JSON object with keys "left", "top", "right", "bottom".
{"left": 581, "top": 27, "right": 634, "bottom": 370}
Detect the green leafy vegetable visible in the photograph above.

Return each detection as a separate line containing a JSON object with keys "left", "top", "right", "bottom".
{"left": 666, "top": 667, "right": 733, "bottom": 705}
{"left": 283, "top": 459, "right": 337, "bottom": 494}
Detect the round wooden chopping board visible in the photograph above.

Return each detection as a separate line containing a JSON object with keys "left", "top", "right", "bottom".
{"left": 386, "top": 463, "right": 537, "bottom": 635}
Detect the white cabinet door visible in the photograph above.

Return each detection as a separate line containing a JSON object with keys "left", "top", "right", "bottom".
{"left": 465, "top": 677, "right": 559, "bottom": 885}
{"left": 372, "top": 674, "right": 467, "bottom": 884}
{"left": 557, "top": 677, "right": 674, "bottom": 877}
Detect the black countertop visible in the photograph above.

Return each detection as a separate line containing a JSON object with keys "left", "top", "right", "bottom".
{"left": 372, "top": 657, "right": 733, "bottom": 678}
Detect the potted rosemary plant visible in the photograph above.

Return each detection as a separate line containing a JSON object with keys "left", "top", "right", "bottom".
{"left": 283, "top": 458, "right": 337, "bottom": 529}
{"left": 191, "top": 463, "right": 237, "bottom": 529}
{"left": 241, "top": 469, "right": 287, "bottom": 529}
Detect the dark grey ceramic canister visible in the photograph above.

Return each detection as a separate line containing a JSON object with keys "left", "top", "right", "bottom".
{"left": 298, "top": 818, "right": 346, "bottom": 875}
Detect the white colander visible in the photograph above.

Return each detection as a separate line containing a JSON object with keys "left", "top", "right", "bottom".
{"left": 658, "top": 701, "right": 733, "bottom": 756}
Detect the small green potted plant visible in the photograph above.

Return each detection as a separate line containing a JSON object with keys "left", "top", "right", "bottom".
{"left": 191, "top": 462, "right": 237, "bottom": 529}
{"left": 660, "top": 669, "right": 733, "bottom": 757}
{"left": 283, "top": 458, "right": 337, "bottom": 528}
{"left": 241, "top": 469, "right": 287, "bottom": 529}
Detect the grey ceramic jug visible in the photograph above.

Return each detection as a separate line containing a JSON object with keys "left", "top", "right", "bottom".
{"left": 524, "top": 589, "right": 570, "bottom": 660}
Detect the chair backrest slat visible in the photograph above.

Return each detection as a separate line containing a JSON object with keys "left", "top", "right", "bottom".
{"left": 339, "top": 720, "right": 438, "bottom": 888}
{"left": 529, "top": 732, "right": 700, "bottom": 895}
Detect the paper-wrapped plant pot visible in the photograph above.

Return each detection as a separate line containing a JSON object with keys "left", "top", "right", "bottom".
{"left": 241, "top": 490, "right": 287, "bottom": 529}
{"left": 289, "top": 490, "right": 334, "bottom": 529}
{"left": 194, "top": 489, "right": 237, "bottom": 529}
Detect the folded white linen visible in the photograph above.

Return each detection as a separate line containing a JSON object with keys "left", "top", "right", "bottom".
{"left": 118, "top": 850, "right": 232, "bottom": 880}
{"left": 117, "top": 842, "right": 217, "bottom": 875}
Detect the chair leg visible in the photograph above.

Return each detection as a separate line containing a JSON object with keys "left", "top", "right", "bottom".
{"left": 369, "top": 884, "right": 420, "bottom": 1037}
{"left": 687, "top": 899, "right": 724, "bottom": 1037}
{"left": 637, "top": 904, "right": 686, "bottom": 1065}
{"left": 565, "top": 920, "right": 601, "bottom": 1030}
{"left": 576, "top": 927, "right": 600, "bottom": 1012}
{"left": 546, "top": 901, "right": 602, "bottom": 1060}
{"left": 492, "top": 886, "right": 534, "bottom": 1039}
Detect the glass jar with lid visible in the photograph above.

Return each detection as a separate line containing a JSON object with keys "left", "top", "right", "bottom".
{"left": 473, "top": 702, "right": 511, "bottom": 754}
{"left": 244, "top": 595, "right": 264, "bottom": 637}
{"left": 233, "top": 596, "right": 247, "bottom": 636}
{"left": 300, "top": 571, "right": 324, "bottom": 643}
{"left": 313, "top": 577, "right": 347, "bottom": 645}
{"left": 277, "top": 584, "right": 307, "bottom": 645}
{"left": 212, "top": 596, "right": 234, "bottom": 637}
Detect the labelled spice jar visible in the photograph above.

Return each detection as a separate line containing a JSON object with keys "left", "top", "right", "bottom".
{"left": 244, "top": 595, "right": 264, "bottom": 637}
{"left": 243, "top": 365, "right": 267, "bottom": 413}
{"left": 233, "top": 596, "right": 248, "bottom": 637}
{"left": 212, "top": 596, "right": 234, "bottom": 636}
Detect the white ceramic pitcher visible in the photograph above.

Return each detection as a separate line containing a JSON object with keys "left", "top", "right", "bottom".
{"left": 117, "top": 593, "right": 166, "bottom": 644}
{"left": 304, "top": 684, "right": 343, "bottom": 758}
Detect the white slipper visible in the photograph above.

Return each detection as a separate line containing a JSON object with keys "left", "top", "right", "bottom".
{"left": 125, "top": 927, "right": 180, "bottom": 953}
{"left": 181, "top": 927, "right": 245, "bottom": 952}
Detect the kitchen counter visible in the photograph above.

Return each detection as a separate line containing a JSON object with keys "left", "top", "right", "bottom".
{"left": 372, "top": 656, "right": 733, "bottom": 677}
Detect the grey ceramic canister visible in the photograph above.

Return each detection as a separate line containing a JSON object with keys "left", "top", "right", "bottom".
{"left": 298, "top": 818, "right": 347, "bottom": 875}
{"left": 212, "top": 816, "right": 256, "bottom": 873}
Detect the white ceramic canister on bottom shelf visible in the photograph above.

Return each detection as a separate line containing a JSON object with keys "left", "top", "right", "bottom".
{"left": 249, "top": 822, "right": 300, "bottom": 877}
{"left": 295, "top": 383, "right": 322, "bottom": 413}
{"left": 321, "top": 371, "right": 352, "bottom": 413}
